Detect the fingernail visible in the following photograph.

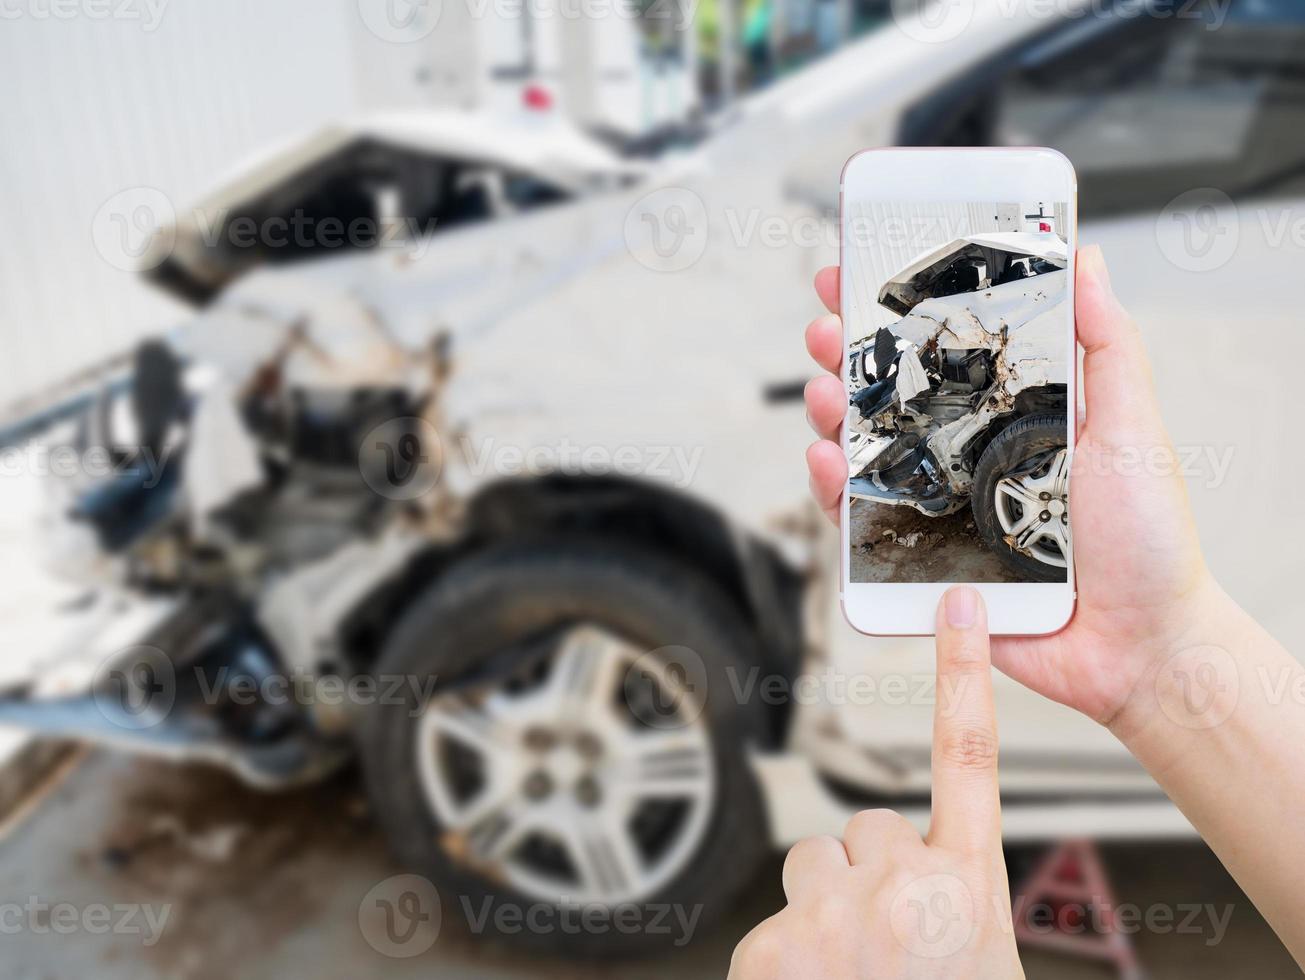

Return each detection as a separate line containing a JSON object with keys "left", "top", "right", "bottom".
{"left": 944, "top": 587, "right": 978, "bottom": 629}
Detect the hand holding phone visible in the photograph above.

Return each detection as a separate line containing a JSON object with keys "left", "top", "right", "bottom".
{"left": 728, "top": 586, "right": 1023, "bottom": 980}
{"left": 803, "top": 196, "right": 1305, "bottom": 974}
{"left": 807, "top": 240, "right": 1217, "bottom": 733}
{"left": 836, "top": 149, "right": 1077, "bottom": 636}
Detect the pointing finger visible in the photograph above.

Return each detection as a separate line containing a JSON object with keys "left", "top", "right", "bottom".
{"left": 927, "top": 587, "right": 1002, "bottom": 855}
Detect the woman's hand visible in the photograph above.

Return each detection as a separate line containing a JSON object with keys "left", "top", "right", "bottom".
{"left": 803, "top": 246, "right": 1230, "bottom": 731}
{"left": 801, "top": 247, "right": 1305, "bottom": 968}
{"left": 729, "top": 588, "right": 1023, "bottom": 980}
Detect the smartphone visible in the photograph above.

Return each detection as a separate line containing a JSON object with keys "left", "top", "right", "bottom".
{"left": 839, "top": 148, "right": 1076, "bottom": 637}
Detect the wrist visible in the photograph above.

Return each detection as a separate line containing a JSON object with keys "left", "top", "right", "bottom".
{"left": 1104, "top": 572, "right": 1245, "bottom": 753}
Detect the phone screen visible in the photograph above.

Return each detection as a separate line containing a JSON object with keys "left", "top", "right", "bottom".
{"left": 842, "top": 199, "right": 1072, "bottom": 587}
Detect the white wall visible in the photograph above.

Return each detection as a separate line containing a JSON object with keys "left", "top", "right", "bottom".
{"left": 0, "top": 0, "right": 362, "bottom": 414}
{"left": 842, "top": 201, "right": 1021, "bottom": 340}
{"left": 0, "top": 0, "right": 679, "bottom": 417}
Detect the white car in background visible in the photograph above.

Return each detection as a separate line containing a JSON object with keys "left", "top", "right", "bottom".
{"left": 5, "top": 0, "right": 1302, "bottom": 955}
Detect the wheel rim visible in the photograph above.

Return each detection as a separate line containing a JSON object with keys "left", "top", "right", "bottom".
{"left": 993, "top": 447, "right": 1071, "bottom": 568}
{"left": 415, "top": 624, "right": 717, "bottom": 905}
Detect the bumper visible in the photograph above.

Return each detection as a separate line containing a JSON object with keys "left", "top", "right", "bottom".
{"left": 749, "top": 751, "right": 1195, "bottom": 846}
{"left": 846, "top": 435, "right": 962, "bottom": 516}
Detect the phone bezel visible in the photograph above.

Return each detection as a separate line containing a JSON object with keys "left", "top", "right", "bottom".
{"left": 839, "top": 147, "right": 1077, "bottom": 637}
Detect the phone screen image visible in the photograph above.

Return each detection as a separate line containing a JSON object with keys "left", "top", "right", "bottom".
{"left": 843, "top": 199, "right": 1072, "bottom": 586}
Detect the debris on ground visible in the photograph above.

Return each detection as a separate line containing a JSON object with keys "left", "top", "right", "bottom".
{"left": 850, "top": 501, "right": 1023, "bottom": 584}
{"left": 76, "top": 758, "right": 383, "bottom": 979}
{"left": 877, "top": 528, "right": 927, "bottom": 548}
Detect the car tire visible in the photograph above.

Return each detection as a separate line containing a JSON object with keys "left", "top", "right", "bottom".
{"left": 971, "top": 413, "right": 1071, "bottom": 583}
{"left": 358, "top": 538, "right": 770, "bottom": 956}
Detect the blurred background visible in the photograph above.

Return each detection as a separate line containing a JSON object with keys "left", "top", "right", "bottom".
{"left": 0, "top": 0, "right": 1302, "bottom": 976}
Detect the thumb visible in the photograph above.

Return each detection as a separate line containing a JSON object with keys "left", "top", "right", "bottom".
{"left": 1075, "top": 245, "right": 1167, "bottom": 442}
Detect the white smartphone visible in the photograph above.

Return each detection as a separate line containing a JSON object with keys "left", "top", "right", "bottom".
{"left": 839, "top": 148, "right": 1077, "bottom": 637}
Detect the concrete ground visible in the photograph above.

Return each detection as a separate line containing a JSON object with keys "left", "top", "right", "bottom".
{"left": 849, "top": 498, "right": 1023, "bottom": 584}
{"left": 0, "top": 752, "right": 1296, "bottom": 980}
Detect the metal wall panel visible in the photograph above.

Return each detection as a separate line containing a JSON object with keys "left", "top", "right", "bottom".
{"left": 0, "top": 1, "right": 361, "bottom": 414}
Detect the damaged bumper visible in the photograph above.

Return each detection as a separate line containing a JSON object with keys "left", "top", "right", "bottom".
{"left": 847, "top": 433, "right": 961, "bottom": 515}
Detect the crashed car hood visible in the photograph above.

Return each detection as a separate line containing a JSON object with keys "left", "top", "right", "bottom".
{"left": 877, "top": 232, "right": 1067, "bottom": 317}
{"left": 878, "top": 267, "right": 1070, "bottom": 397}
{"left": 889, "top": 268, "right": 1068, "bottom": 350}
{"left": 139, "top": 110, "right": 641, "bottom": 305}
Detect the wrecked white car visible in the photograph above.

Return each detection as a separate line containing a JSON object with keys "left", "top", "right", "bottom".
{"left": 847, "top": 232, "right": 1071, "bottom": 581}
{"left": 3, "top": 2, "right": 1221, "bottom": 959}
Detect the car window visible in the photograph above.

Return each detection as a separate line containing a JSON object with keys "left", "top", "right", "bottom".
{"left": 502, "top": 172, "right": 569, "bottom": 210}
{"left": 438, "top": 165, "right": 572, "bottom": 229}
{"left": 904, "top": 0, "right": 1305, "bottom": 217}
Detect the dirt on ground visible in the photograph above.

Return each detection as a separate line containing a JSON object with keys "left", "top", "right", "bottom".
{"left": 4, "top": 754, "right": 1300, "bottom": 978}
{"left": 848, "top": 498, "right": 1023, "bottom": 584}
{"left": 78, "top": 759, "right": 384, "bottom": 979}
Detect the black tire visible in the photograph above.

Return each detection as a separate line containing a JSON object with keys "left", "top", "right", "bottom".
{"left": 358, "top": 539, "right": 770, "bottom": 956}
{"left": 971, "top": 413, "right": 1070, "bottom": 583}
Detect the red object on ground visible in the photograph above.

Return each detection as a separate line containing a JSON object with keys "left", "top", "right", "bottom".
{"left": 1012, "top": 839, "right": 1146, "bottom": 980}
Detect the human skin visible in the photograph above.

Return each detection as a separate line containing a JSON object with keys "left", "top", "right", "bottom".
{"left": 729, "top": 247, "right": 1305, "bottom": 976}
{"left": 728, "top": 585, "right": 1025, "bottom": 978}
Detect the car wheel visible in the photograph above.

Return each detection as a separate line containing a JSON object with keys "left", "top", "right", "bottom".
{"left": 971, "top": 413, "right": 1071, "bottom": 583}
{"left": 359, "top": 539, "right": 770, "bottom": 955}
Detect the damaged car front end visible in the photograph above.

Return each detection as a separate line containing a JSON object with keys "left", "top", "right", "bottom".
{"left": 847, "top": 232, "right": 1071, "bottom": 580}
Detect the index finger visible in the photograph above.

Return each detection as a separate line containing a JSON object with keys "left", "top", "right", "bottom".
{"left": 926, "top": 586, "right": 1002, "bottom": 854}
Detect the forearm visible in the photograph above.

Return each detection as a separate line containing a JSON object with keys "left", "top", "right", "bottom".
{"left": 1110, "top": 582, "right": 1305, "bottom": 963}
